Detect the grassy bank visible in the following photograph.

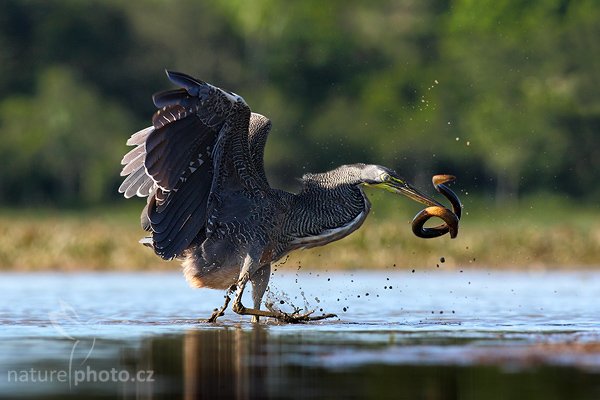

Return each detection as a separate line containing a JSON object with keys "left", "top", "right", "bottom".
{"left": 1, "top": 193, "right": 599, "bottom": 271}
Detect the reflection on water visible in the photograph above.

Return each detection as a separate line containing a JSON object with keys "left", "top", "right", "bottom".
{"left": 182, "top": 327, "right": 271, "bottom": 399}
{"left": 173, "top": 328, "right": 600, "bottom": 400}
{"left": 0, "top": 271, "right": 599, "bottom": 399}
{"left": 3, "top": 327, "right": 599, "bottom": 399}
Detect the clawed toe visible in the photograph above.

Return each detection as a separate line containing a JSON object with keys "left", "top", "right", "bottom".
{"left": 280, "top": 311, "right": 337, "bottom": 323}
{"left": 206, "top": 308, "right": 224, "bottom": 323}
{"left": 264, "top": 304, "right": 336, "bottom": 323}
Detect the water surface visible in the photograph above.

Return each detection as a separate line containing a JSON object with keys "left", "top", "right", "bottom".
{"left": 0, "top": 270, "right": 599, "bottom": 399}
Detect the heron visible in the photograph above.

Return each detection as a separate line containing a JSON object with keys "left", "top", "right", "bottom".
{"left": 119, "top": 70, "right": 461, "bottom": 323}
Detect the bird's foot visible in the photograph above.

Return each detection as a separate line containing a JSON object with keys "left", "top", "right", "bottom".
{"left": 229, "top": 301, "right": 336, "bottom": 324}
{"left": 265, "top": 303, "right": 337, "bottom": 323}
{"left": 205, "top": 285, "right": 236, "bottom": 323}
{"left": 279, "top": 310, "right": 337, "bottom": 323}
{"left": 206, "top": 307, "right": 226, "bottom": 323}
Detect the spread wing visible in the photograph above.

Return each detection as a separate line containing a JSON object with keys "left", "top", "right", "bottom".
{"left": 119, "top": 70, "right": 269, "bottom": 260}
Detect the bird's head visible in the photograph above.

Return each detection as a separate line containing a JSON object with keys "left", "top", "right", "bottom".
{"left": 358, "top": 164, "right": 445, "bottom": 208}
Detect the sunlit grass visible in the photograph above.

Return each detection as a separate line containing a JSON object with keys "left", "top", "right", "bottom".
{"left": 0, "top": 205, "right": 168, "bottom": 271}
{"left": 1, "top": 194, "right": 598, "bottom": 271}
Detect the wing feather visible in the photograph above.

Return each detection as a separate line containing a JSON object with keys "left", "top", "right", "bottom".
{"left": 136, "top": 177, "right": 155, "bottom": 198}
{"left": 151, "top": 171, "right": 209, "bottom": 239}
{"left": 150, "top": 170, "right": 212, "bottom": 258}
{"left": 123, "top": 168, "right": 150, "bottom": 199}
{"left": 153, "top": 88, "right": 188, "bottom": 108}
{"left": 120, "top": 70, "right": 267, "bottom": 260}
{"left": 145, "top": 113, "right": 207, "bottom": 190}
{"left": 126, "top": 126, "right": 153, "bottom": 146}
{"left": 119, "top": 166, "right": 151, "bottom": 199}
{"left": 120, "top": 149, "right": 145, "bottom": 177}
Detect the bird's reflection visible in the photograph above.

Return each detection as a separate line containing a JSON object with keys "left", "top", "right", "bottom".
{"left": 137, "top": 324, "right": 321, "bottom": 399}
{"left": 1, "top": 324, "right": 583, "bottom": 399}
{"left": 132, "top": 319, "right": 589, "bottom": 400}
{"left": 182, "top": 325, "right": 271, "bottom": 399}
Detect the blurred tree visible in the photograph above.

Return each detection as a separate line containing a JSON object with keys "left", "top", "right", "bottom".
{"left": 552, "top": 0, "right": 600, "bottom": 199}
{"left": 0, "top": 0, "right": 140, "bottom": 106}
{"left": 441, "top": 0, "right": 600, "bottom": 202}
{"left": 0, "top": 0, "right": 598, "bottom": 207}
{"left": 214, "top": 0, "right": 451, "bottom": 189}
{"left": 0, "top": 67, "right": 133, "bottom": 205}
{"left": 114, "top": 0, "right": 246, "bottom": 106}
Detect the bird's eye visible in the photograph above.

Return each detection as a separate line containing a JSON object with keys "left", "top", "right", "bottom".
{"left": 380, "top": 173, "right": 390, "bottom": 182}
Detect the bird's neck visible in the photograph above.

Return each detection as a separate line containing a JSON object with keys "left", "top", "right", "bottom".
{"left": 280, "top": 180, "right": 371, "bottom": 252}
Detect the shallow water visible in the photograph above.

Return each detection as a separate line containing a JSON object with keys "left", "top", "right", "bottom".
{"left": 0, "top": 270, "right": 599, "bottom": 399}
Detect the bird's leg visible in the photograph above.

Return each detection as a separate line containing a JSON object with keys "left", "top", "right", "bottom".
{"left": 231, "top": 255, "right": 337, "bottom": 323}
{"left": 249, "top": 264, "right": 271, "bottom": 323}
{"left": 231, "top": 271, "right": 279, "bottom": 321}
{"left": 206, "top": 284, "right": 237, "bottom": 323}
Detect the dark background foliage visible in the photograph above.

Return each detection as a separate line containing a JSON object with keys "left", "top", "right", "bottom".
{"left": 1, "top": 0, "right": 598, "bottom": 207}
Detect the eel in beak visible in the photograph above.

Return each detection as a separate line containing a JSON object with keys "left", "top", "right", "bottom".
{"left": 411, "top": 174, "right": 462, "bottom": 239}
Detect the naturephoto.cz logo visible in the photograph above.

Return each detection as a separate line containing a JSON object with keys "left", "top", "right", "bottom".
{"left": 7, "top": 366, "right": 154, "bottom": 386}
{"left": 6, "top": 301, "right": 154, "bottom": 389}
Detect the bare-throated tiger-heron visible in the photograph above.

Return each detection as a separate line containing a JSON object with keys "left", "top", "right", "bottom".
{"left": 119, "top": 70, "right": 462, "bottom": 323}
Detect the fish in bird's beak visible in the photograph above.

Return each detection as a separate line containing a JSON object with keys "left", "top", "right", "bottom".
{"left": 380, "top": 175, "right": 446, "bottom": 208}
{"left": 374, "top": 173, "right": 462, "bottom": 239}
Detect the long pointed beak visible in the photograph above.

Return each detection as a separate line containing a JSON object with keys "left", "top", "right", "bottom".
{"left": 384, "top": 176, "right": 446, "bottom": 208}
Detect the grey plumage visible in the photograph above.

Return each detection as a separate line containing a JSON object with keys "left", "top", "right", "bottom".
{"left": 120, "top": 70, "right": 450, "bottom": 322}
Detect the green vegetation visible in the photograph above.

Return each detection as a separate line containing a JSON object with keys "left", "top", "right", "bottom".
{"left": 1, "top": 196, "right": 598, "bottom": 270}
{"left": 1, "top": 0, "right": 599, "bottom": 204}
{"left": 0, "top": 1, "right": 598, "bottom": 268}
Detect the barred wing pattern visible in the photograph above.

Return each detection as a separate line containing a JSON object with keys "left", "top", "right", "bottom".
{"left": 119, "top": 71, "right": 269, "bottom": 259}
